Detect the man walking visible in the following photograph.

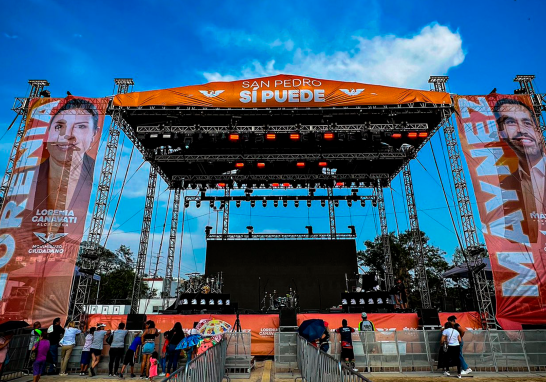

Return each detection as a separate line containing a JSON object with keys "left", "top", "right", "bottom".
{"left": 335, "top": 319, "right": 357, "bottom": 372}
{"left": 447, "top": 315, "right": 472, "bottom": 375}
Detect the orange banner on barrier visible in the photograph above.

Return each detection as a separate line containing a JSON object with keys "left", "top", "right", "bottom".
{"left": 0, "top": 97, "right": 108, "bottom": 325}
{"left": 455, "top": 94, "right": 546, "bottom": 327}
{"left": 113, "top": 74, "right": 451, "bottom": 109}
{"left": 438, "top": 312, "right": 482, "bottom": 330}
{"left": 88, "top": 312, "right": 418, "bottom": 355}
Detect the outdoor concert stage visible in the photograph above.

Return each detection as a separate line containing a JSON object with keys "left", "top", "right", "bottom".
{"left": 87, "top": 311, "right": 481, "bottom": 356}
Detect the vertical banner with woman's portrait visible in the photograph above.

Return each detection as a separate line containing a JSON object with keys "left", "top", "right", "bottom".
{"left": 0, "top": 97, "right": 108, "bottom": 324}
{"left": 455, "top": 94, "right": 546, "bottom": 328}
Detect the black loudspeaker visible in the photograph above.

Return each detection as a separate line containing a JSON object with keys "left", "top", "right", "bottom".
{"left": 279, "top": 308, "right": 297, "bottom": 327}
{"left": 418, "top": 308, "right": 440, "bottom": 326}
{"left": 126, "top": 314, "right": 147, "bottom": 330}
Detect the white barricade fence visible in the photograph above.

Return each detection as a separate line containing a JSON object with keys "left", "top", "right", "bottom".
{"left": 161, "top": 338, "right": 228, "bottom": 382}
{"left": 296, "top": 334, "right": 372, "bottom": 382}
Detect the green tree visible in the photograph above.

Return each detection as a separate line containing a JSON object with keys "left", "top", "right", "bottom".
{"left": 78, "top": 242, "right": 149, "bottom": 304}
{"left": 357, "top": 229, "right": 451, "bottom": 309}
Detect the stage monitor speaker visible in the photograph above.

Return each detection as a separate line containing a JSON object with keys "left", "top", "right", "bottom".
{"left": 418, "top": 308, "right": 440, "bottom": 326}
{"left": 126, "top": 314, "right": 147, "bottom": 330}
{"left": 279, "top": 308, "right": 297, "bottom": 327}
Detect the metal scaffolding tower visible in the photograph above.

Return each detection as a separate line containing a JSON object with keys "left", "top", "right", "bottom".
{"left": 131, "top": 166, "right": 158, "bottom": 314}
{"left": 514, "top": 75, "right": 546, "bottom": 134}
{"left": 402, "top": 163, "right": 432, "bottom": 308}
{"left": 428, "top": 75, "right": 496, "bottom": 329}
{"left": 70, "top": 78, "right": 134, "bottom": 321}
{"left": 162, "top": 188, "right": 181, "bottom": 309}
{"left": 0, "top": 80, "right": 49, "bottom": 215}
{"left": 374, "top": 181, "right": 395, "bottom": 291}
{"left": 327, "top": 187, "right": 337, "bottom": 237}
{"left": 222, "top": 188, "right": 230, "bottom": 238}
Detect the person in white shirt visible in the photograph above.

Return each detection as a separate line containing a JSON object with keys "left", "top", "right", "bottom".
{"left": 79, "top": 327, "right": 95, "bottom": 376}
{"left": 438, "top": 321, "right": 462, "bottom": 378}
{"left": 59, "top": 321, "right": 81, "bottom": 376}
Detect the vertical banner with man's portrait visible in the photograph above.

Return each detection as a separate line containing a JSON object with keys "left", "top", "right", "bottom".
{"left": 0, "top": 97, "right": 108, "bottom": 324}
{"left": 455, "top": 94, "right": 546, "bottom": 327}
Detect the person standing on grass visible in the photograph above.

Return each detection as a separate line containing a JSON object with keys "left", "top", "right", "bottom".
{"left": 119, "top": 331, "right": 142, "bottom": 379}
{"left": 448, "top": 315, "right": 472, "bottom": 375}
{"left": 89, "top": 323, "right": 110, "bottom": 377}
{"left": 108, "top": 323, "right": 128, "bottom": 377}
{"left": 334, "top": 319, "right": 357, "bottom": 372}
{"left": 59, "top": 321, "right": 81, "bottom": 376}
{"left": 32, "top": 331, "right": 50, "bottom": 382}
{"left": 79, "top": 327, "right": 95, "bottom": 376}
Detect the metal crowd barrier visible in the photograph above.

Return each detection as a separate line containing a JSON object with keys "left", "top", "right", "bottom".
{"left": 0, "top": 333, "right": 31, "bottom": 381}
{"left": 296, "top": 334, "right": 372, "bottom": 382}
{"left": 274, "top": 330, "right": 298, "bottom": 378}
{"left": 325, "top": 329, "right": 546, "bottom": 373}
{"left": 224, "top": 332, "right": 252, "bottom": 379}
{"left": 161, "top": 338, "right": 228, "bottom": 382}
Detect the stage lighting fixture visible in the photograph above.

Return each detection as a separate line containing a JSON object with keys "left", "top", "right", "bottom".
{"left": 408, "top": 132, "right": 417, "bottom": 138}
{"left": 392, "top": 133, "right": 402, "bottom": 138}
{"left": 262, "top": 198, "right": 267, "bottom": 207}
{"left": 336, "top": 182, "right": 344, "bottom": 187}
{"left": 200, "top": 299, "right": 206, "bottom": 305}
{"left": 306, "top": 225, "right": 313, "bottom": 236}
{"left": 359, "top": 298, "right": 365, "bottom": 305}
{"left": 347, "top": 200, "right": 352, "bottom": 207}
{"left": 184, "top": 201, "right": 190, "bottom": 208}
{"left": 257, "top": 162, "right": 265, "bottom": 168}
{"left": 236, "top": 200, "right": 241, "bottom": 208}
{"left": 182, "top": 299, "right": 188, "bottom": 305}
{"left": 418, "top": 132, "right": 428, "bottom": 138}
{"left": 341, "top": 299, "right": 348, "bottom": 305}
{"left": 290, "top": 133, "right": 301, "bottom": 141}
{"left": 324, "top": 132, "right": 334, "bottom": 140}
{"left": 372, "top": 200, "right": 377, "bottom": 208}
{"left": 334, "top": 200, "right": 339, "bottom": 207}
{"left": 209, "top": 299, "right": 215, "bottom": 305}
{"left": 283, "top": 200, "right": 288, "bottom": 208}
{"left": 163, "top": 133, "right": 172, "bottom": 139}
{"left": 196, "top": 200, "right": 201, "bottom": 208}
{"left": 218, "top": 299, "right": 223, "bottom": 305}
{"left": 218, "top": 183, "right": 226, "bottom": 188}
{"left": 350, "top": 299, "right": 356, "bottom": 305}
{"left": 210, "top": 200, "right": 215, "bottom": 208}
{"left": 205, "top": 226, "right": 212, "bottom": 236}
{"left": 307, "top": 200, "right": 312, "bottom": 207}
{"left": 296, "top": 162, "right": 305, "bottom": 168}
{"left": 220, "top": 202, "right": 225, "bottom": 209}
{"left": 226, "top": 300, "right": 231, "bottom": 306}
{"left": 235, "top": 162, "right": 244, "bottom": 168}
{"left": 294, "top": 200, "right": 299, "bottom": 208}
{"left": 184, "top": 137, "right": 192, "bottom": 149}
{"left": 229, "top": 133, "right": 240, "bottom": 141}
{"left": 191, "top": 299, "right": 197, "bottom": 305}
{"left": 266, "top": 133, "right": 276, "bottom": 140}
{"left": 273, "top": 200, "right": 278, "bottom": 207}
{"left": 318, "top": 161, "right": 327, "bottom": 167}
{"left": 321, "top": 200, "right": 326, "bottom": 207}
{"left": 348, "top": 225, "right": 356, "bottom": 235}
{"left": 361, "top": 199, "right": 366, "bottom": 207}
{"left": 250, "top": 200, "right": 256, "bottom": 208}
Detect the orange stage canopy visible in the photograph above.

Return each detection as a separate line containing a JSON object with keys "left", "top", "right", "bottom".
{"left": 113, "top": 74, "right": 451, "bottom": 109}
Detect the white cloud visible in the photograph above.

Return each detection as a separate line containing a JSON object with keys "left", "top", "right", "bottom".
{"left": 203, "top": 23, "right": 465, "bottom": 89}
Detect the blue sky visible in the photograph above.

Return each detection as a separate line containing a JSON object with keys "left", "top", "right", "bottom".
{"left": 1, "top": 0, "right": 545, "bottom": 278}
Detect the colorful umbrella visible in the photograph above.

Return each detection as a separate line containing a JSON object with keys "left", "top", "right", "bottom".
{"left": 175, "top": 334, "right": 202, "bottom": 350}
{"left": 196, "top": 337, "right": 217, "bottom": 355}
{"left": 195, "top": 319, "right": 211, "bottom": 331}
{"left": 198, "top": 319, "right": 232, "bottom": 337}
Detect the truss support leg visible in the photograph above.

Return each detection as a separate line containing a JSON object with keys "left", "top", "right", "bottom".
{"left": 69, "top": 78, "right": 134, "bottom": 322}
{"left": 162, "top": 188, "right": 181, "bottom": 309}
{"left": 514, "top": 75, "right": 546, "bottom": 137}
{"left": 222, "top": 188, "right": 230, "bottom": 239}
{"left": 429, "top": 75, "right": 496, "bottom": 329}
{"left": 402, "top": 163, "right": 432, "bottom": 308}
{"left": 131, "top": 166, "right": 158, "bottom": 314}
{"left": 327, "top": 187, "right": 337, "bottom": 238}
{"left": 0, "top": 80, "right": 49, "bottom": 215}
{"left": 374, "top": 181, "right": 394, "bottom": 291}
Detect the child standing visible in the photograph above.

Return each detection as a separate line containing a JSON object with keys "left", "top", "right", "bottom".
{"left": 148, "top": 351, "right": 159, "bottom": 381}
{"left": 32, "top": 331, "right": 50, "bottom": 382}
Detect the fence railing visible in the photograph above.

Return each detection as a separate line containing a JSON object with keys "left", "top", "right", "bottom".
{"left": 0, "top": 333, "right": 31, "bottom": 381}
{"left": 325, "top": 329, "right": 546, "bottom": 373}
{"left": 161, "top": 338, "right": 228, "bottom": 382}
{"left": 296, "top": 334, "right": 372, "bottom": 382}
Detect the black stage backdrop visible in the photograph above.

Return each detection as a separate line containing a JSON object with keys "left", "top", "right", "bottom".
{"left": 205, "top": 239, "right": 358, "bottom": 311}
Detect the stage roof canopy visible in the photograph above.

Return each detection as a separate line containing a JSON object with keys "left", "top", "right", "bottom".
{"left": 111, "top": 75, "right": 453, "bottom": 188}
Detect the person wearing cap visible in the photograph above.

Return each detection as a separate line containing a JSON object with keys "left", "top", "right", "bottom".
{"left": 358, "top": 313, "right": 375, "bottom": 331}
{"left": 88, "top": 323, "right": 110, "bottom": 377}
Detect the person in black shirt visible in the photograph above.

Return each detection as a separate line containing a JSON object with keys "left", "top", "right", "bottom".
{"left": 394, "top": 278, "right": 408, "bottom": 309}
{"left": 335, "top": 319, "right": 357, "bottom": 371}
{"left": 164, "top": 322, "right": 185, "bottom": 374}
{"left": 46, "top": 317, "right": 64, "bottom": 374}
